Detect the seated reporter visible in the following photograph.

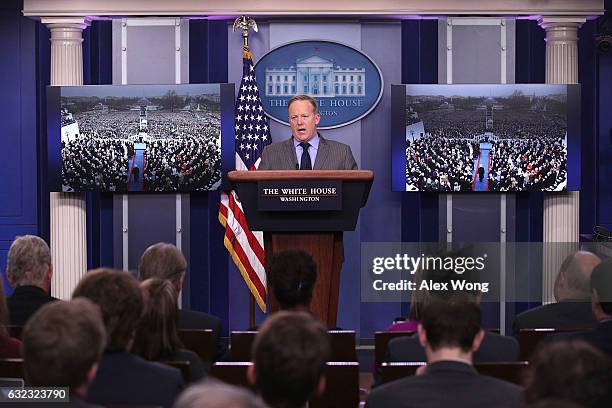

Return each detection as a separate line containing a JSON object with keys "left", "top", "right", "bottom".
{"left": 5, "top": 235, "right": 57, "bottom": 325}
{"left": 248, "top": 311, "right": 330, "bottom": 408}
{"left": 383, "top": 260, "right": 519, "bottom": 366}
{"left": 73, "top": 268, "right": 183, "bottom": 408}
{"left": 269, "top": 249, "right": 317, "bottom": 314}
{"left": 139, "top": 242, "right": 226, "bottom": 360}
{"left": 367, "top": 300, "right": 522, "bottom": 408}
{"left": 512, "top": 251, "right": 600, "bottom": 336}
{"left": 524, "top": 340, "right": 612, "bottom": 407}
{"left": 132, "top": 278, "right": 206, "bottom": 382}
{"left": 22, "top": 298, "right": 105, "bottom": 407}
{"left": 553, "top": 258, "right": 612, "bottom": 358}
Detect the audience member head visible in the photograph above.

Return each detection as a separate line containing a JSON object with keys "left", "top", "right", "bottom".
{"left": 268, "top": 250, "right": 317, "bottom": 311}
{"left": 524, "top": 340, "right": 612, "bottom": 408}
{"left": 175, "top": 380, "right": 268, "bottom": 408}
{"left": 132, "top": 278, "right": 182, "bottom": 361}
{"left": 418, "top": 299, "right": 484, "bottom": 363}
{"left": 5, "top": 235, "right": 52, "bottom": 292}
{"left": 408, "top": 246, "right": 484, "bottom": 322}
{"left": 138, "top": 242, "right": 187, "bottom": 294}
{"left": 590, "top": 258, "right": 612, "bottom": 320}
{"left": 22, "top": 298, "right": 105, "bottom": 397}
{"left": 249, "top": 311, "right": 330, "bottom": 408}
{"left": 72, "top": 268, "right": 144, "bottom": 352}
{"left": 554, "top": 251, "right": 601, "bottom": 302}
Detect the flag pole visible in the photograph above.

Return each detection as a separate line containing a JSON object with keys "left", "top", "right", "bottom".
{"left": 233, "top": 15, "right": 260, "bottom": 329}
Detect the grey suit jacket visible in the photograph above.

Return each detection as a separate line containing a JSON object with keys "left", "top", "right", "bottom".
{"left": 258, "top": 134, "right": 357, "bottom": 170}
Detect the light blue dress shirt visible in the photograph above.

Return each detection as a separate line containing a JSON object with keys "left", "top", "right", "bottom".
{"left": 293, "top": 133, "right": 320, "bottom": 169}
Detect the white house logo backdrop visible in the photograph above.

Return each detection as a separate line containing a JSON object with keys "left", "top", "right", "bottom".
{"left": 254, "top": 40, "right": 384, "bottom": 129}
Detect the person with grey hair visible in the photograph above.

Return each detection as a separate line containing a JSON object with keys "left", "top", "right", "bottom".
{"left": 512, "top": 251, "right": 601, "bottom": 336}
{"left": 258, "top": 94, "right": 357, "bottom": 170}
{"left": 5, "top": 235, "right": 57, "bottom": 325}
{"left": 174, "top": 380, "right": 268, "bottom": 408}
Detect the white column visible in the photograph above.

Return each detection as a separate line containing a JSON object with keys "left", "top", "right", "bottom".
{"left": 42, "top": 17, "right": 91, "bottom": 300}
{"left": 538, "top": 16, "right": 585, "bottom": 303}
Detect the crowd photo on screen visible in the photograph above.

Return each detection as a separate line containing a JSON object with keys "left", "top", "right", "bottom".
{"left": 60, "top": 85, "right": 222, "bottom": 192}
{"left": 404, "top": 84, "right": 568, "bottom": 192}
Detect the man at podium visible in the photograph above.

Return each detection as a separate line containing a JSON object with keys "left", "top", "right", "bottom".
{"left": 258, "top": 94, "right": 358, "bottom": 170}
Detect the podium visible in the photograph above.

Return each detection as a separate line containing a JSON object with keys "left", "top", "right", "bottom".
{"left": 228, "top": 170, "right": 373, "bottom": 326}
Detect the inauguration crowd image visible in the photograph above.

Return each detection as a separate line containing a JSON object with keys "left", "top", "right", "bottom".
{"left": 60, "top": 85, "right": 222, "bottom": 192}
{"left": 404, "top": 84, "right": 568, "bottom": 192}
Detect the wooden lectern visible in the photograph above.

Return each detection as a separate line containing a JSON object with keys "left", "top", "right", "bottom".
{"left": 228, "top": 170, "right": 373, "bottom": 327}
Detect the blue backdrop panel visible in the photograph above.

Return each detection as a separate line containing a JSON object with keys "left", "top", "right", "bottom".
{"left": 126, "top": 195, "right": 180, "bottom": 271}
{"left": 597, "top": 10, "right": 612, "bottom": 228}
{"left": 578, "top": 21, "right": 597, "bottom": 234}
{"left": 0, "top": 0, "right": 40, "bottom": 294}
{"left": 400, "top": 20, "right": 439, "bottom": 317}
{"left": 357, "top": 22, "right": 403, "bottom": 334}
{"left": 189, "top": 20, "right": 230, "bottom": 330}
{"left": 83, "top": 21, "right": 113, "bottom": 270}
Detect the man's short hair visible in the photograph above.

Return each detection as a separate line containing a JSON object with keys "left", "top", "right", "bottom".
{"left": 420, "top": 299, "right": 481, "bottom": 352}
{"left": 6, "top": 235, "right": 51, "bottom": 287}
{"left": 288, "top": 95, "right": 319, "bottom": 115}
{"left": 22, "top": 298, "right": 106, "bottom": 390}
{"left": 138, "top": 242, "right": 187, "bottom": 287}
{"left": 591, "top": 258, "right": 612, "bottom": 315}
{"left": 72, "top": 268, "right": 144, "bottom": 352}
{"left": 268, "top": 250, "right": 317, "bottom": 310}
{"left": 252, "top": 311, "right": 330, "bottom": 408}
{"left": 525, "top": 340, "right": 612, "bottom": 407}
{"left": 175, "top": 380, "right": 266, "bottom": 408}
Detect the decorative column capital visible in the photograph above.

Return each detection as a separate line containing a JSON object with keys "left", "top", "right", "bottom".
{"left": 40, "top": 16, "right": 92, "bottom": 30}
{"left": 537, "top": 16, "right": 586, "bottom": 31}
{"left": 538, "top": 16, "right": 585, "bottom": 84}
{"left": 43, "top": 17, "right": 90, "bottom": 86}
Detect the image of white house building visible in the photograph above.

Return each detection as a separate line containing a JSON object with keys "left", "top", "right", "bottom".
{"left": 265, "top": 55, "right": 365, "bottom": 97}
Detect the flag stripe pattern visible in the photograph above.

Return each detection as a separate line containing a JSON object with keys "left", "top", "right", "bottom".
{"left": 218, "top": 45, "right": 271, "bottom": 312}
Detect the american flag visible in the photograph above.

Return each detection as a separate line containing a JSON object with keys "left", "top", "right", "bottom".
{"left": 218, "top": 45, "right": 271, "bottom": 312}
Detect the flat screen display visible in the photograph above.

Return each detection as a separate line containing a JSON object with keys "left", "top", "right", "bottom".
{"left": 47, "top": 84, "right": 235, "bottom": 192}
{"left": 391, "top": 84, "right": 580, "bottom": 192}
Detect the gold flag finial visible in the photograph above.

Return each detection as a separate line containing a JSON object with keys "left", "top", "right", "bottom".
{"left": 233, "top": 16, "right": 258, "bottom": 48}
